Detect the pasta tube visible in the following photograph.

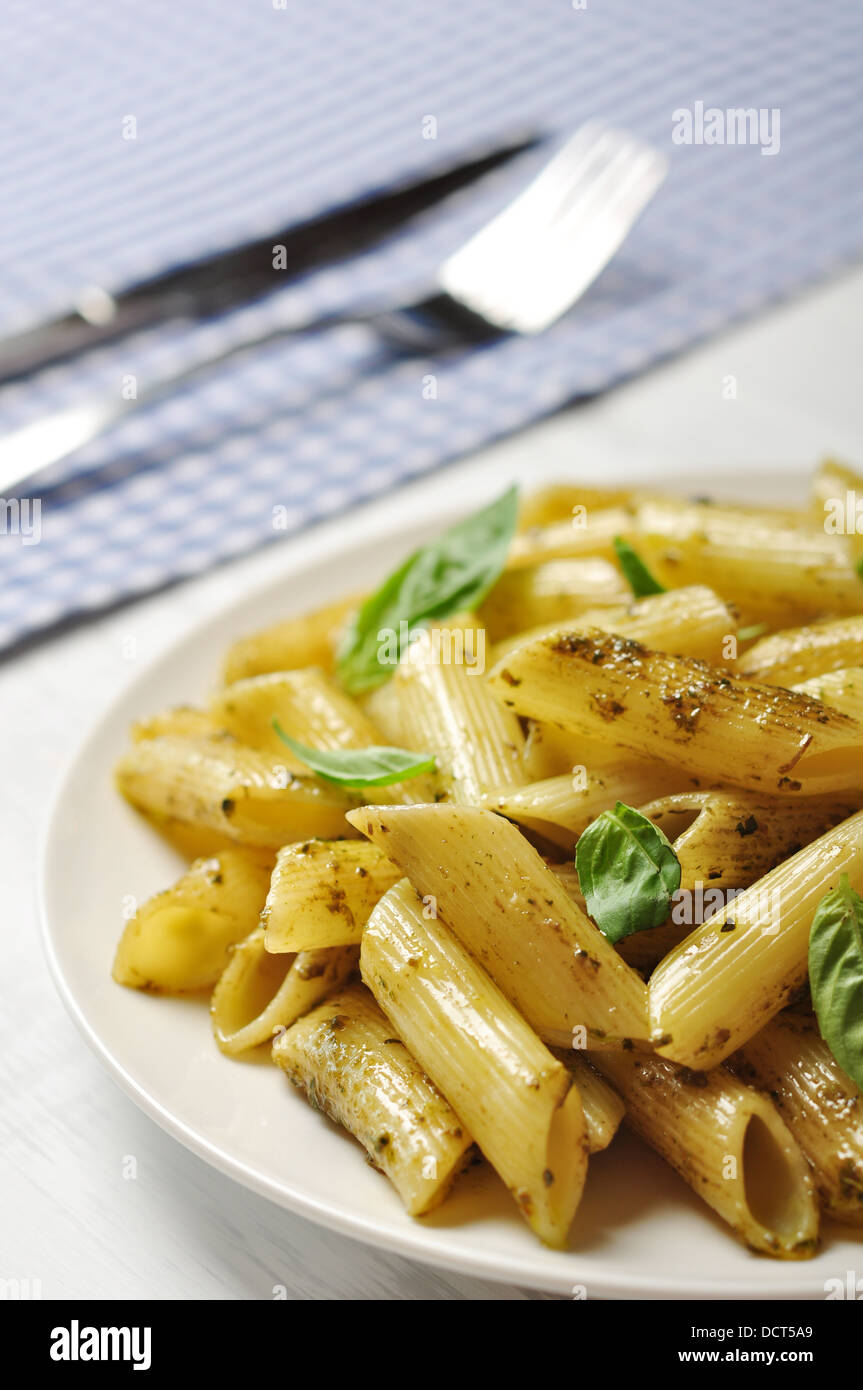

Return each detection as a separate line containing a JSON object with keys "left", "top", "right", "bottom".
{"left": 210, "top": 669, "right": 381, "bottom": 759}
{"left": 521, "top": 721, "right": 586, "bottom": 780}
{"left": 487, "top": 630, "right": 863, "bottom": 797}
{"left": 209, "top": 669, "right": 434, "bottom": 804}
{"left": 732, "top": 1011, "right": 863, "bottom": 1225}
{"left": 736, "top": 617, "right": 863, "bottom": 687}
{"left": 479, "top": 558, "right": 627, "bottom": 642}
{"left": 507, "top": 506, "right": 633, "bottom": 567}
{"left": 131, "top": 705, "right": 225, "bottom": 742}
{"left": 348, "top": 803, "right": 649, "bottom": 1048}
{"left": 613, "top": 791, "right": 854, "bottom": 973}
{"left": 643, "top": 790, "right": 854, "bottom": 895}
{"left": 794, "top": 667, "right": 863, "bottom": 722}
{"left": 223, "top": 593, "right": 361, "bottom": 683}
{"left": 518, "top": 720, "right": 689, "bottom": 787}
{"left": 548, "top": 861, "right": 687, "bottom": 978}
{"left": 364, "top": 624, "right": 524, "bottom": 803}
{"left": 263, "top": 839, "right": 400, "bottom": 952}
{"left": 809, "top": 456, "right": 863, "bottom": 558}
{"left": 273, "top": 984, "right": 474, "bottom": 1216}
{"left": 517, "top": 483, "right": 634, "bottom": 530}
{"left": 634, "top": 497, "right": 863, "bottom": 624}
{"left": 113, "top": 848, "right": 273, "bottom": 992}
{"left": 127, "top": 807, "right": 239, "bottom": 861}
{"left": 210, "top": 927, "right": 357, "bottom": 1054}
{"left": 492, "top": 585, "right": 736, "bottom": 665}
{"left": 482, "top": 762, "right": 690, "bottom": 848}
{"left": 115, "top": 735, "right": 360, "bottom": 848}
{"left": 361, "top": 879, "right": 588, "bottom": 1246}
{"left": 553, "top": 1051, "right": 625, "bottom": 1152}
{"left": 593, "top": 1051, "right": 818, "bottom": 1259}
{"left": 520, "top": 716, "right": 706, "bottom": 788}
{"left": 649, "top": 810, "right": 863, "bottom": 1069}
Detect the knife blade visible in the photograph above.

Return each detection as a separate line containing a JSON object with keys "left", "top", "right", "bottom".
{"left": 0, "top": 134, "right": 536, "bottom": 384}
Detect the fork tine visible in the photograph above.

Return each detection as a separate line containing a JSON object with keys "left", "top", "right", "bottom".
{"left": 468, "top": 123, "right": 622, "bottom": 237}
{"left": 531, "top": 154, "right": 667, "bottom": 318}
{"left": 554, "top": 135, "right": 654, "bottom": 220}
{"left": 499, "top": 122, "right": 615, "bottom": 221}
{"left": 512, "top": 151, "right": 667, "bottom": 329}
{"left": 440, "top": 123, "right": 668, "bottom": 335}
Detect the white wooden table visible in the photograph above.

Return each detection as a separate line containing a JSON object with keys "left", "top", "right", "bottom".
{"left": 3, "top": 268, "right": 862, "bottom": 1300}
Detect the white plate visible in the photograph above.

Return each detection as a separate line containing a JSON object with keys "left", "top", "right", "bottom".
{"left": 39, "top": 471, "right": 862, "bottom": 1299}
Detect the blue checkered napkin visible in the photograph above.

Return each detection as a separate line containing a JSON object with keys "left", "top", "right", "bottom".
{"left": 2, "top": 0, "right": 863, "bottom": 651}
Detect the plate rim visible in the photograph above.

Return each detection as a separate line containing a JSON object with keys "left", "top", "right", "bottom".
{"left": 37, "top": 476, "right": 845, "bottom": 1299}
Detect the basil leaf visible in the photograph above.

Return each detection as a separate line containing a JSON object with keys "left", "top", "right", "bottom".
{"left": 336, "top": 485, "right": 519, "bottom": 694}
{"left": 737, "top": 623, "right": 769, "bottom": 643}
{"left": 575, "top": 800, "right": 681, "bottom": 944}
{"left": 612, "top": 536, "right": 666, "bottom": 599}
{"left": 272, "top": 723, "right": 435, "bottom": 788}
{"left": 809, "top": 873, "right": 863, "bottom": 1089}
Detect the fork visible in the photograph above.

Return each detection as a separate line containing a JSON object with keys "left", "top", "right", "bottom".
{"left": 0, "top": 123, "right": 667, "bottom": 492}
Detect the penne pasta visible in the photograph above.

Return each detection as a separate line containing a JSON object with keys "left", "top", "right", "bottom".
{"left": 517, "top": 482, "right": 635, "bottom": 531}
{"left": 521, "top": 720, "right": 586, "bottom": 781}
{"left": 364, "top": 623, "right": 524, "bottom": 803}
{"left": 551, "top": 851, "right": 692, "bottom": 980}
{"left": 361, "top": 878, "right": 588, "bottom": 1246}
{"left": 736, "top": 617, "right": 863, "bottom": 687}
{"left": 593, "top": 1051, "right": 819, "bottom": 1258}
{"left": 113, "top": 847, "right": 273, "bottom": 992}
{"left": 210, "top": 669, "right": 381, "bottom": 759}
{"left": 482, "top": 762, "right": 693, "bottom": 850}
{"left": 116, "top": 734, "right": 361, "bottom": 848}
{"left": 273, "top": 984, "right": 474, "bottom": 1216}
{"left": 507, "top": 506, "right": 634, "bottom": 568}
{"left": 262, "top": 838, "right": 400, "bottom": 952}
{"left": 643, "top": 789, "right": 854, "bottom": 895}
{"left": 794, "top": 666, "right": 863, "bottom": 723}
{"left": 348, "top": 803, "right": 649, "bottom": 1048}
{"left": 209, "top": 669, "right": 434, "bottom": 804}
{"left": 613, "top": 791, "right": 854, "bottom": 974}
{"left": 648, "top": 810, "right": 863, "bottom": 1069}
{"left": 222, "top": 593, "right": 361, "bottom": 683}
{"left": 550, "top": 861, "right": 586, "bottom": 909}
{"left": 634, "top": 496, "right": 863, "bottom": 625}
{"left": 519, "top": 719, "right": 694, "bottom": 789}
{"left": 211, "top": 927, "right": 358, "bottom": 1054}
{"left": 731, "top": 1011, "right": 863, "bottom": 1225}
{"left": 112, "top": 470, "right": 863, "bottom": 1256}
{"left": 488, "top": 630, "right": 863, "bottom": 797}
{"left": 126, "top": 806, "right": 240, "bottom": 861}
{"left": 492, "top": 585, "right": 737, "bottom": 665}
{"left": 520, "top": 712, "right": 709, "bottom": 788}
{"left": 809, "top": 456, "right": 863, "bottom": 557}
{"left": 479, "top": 557, "right": 628, "bottom": 642}
{"left": 131, "top": 705, "right": 227, "bottom": 743}
{"left": 553, "top": 1051, "right": 625, "bottom": 1153}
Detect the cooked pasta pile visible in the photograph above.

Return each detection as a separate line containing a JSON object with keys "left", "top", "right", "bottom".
{"left": 113, "top": 459, "right": 863, "bottom": 1255}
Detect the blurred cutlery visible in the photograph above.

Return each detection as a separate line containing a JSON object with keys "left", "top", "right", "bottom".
{"left": 0, "top": 123, "right": 667, "bottom": 495}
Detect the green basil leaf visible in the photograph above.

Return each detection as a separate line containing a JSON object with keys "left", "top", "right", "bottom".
{"left": 272, "top": 723, "right": 435, "bottom": 788}
{"left": 336, "top": 485, "right": 519, "bottom": 694}
{"left": 612, "top": 536, "right": 666, "bottom": 599}
{"left": 809, "top": 873, "right": 863, "bottom": 1089}
{"left": 575, "top": 800, "right": 681, "bottom": 944}
{"left": 737, "top": 623, "right": 769, "bottom": 643}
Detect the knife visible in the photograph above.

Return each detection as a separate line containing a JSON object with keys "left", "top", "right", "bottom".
{"left": 0, "top": 134, "right": 536, "bottom": 384}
